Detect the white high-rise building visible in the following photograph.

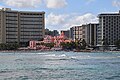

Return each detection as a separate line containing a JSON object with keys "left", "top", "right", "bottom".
{"left": 97, "top": 11, "right": 120, "bottom": 45}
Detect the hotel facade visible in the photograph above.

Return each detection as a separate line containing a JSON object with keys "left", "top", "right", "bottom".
{"left": 97, "top": 11, "right": 120, "bottom": 45}
{"left": 0, "top": 8, "right": 45, "bottom": 46}
{"left": 70, "top": 23, "right": 98, "bottom": 46}
{"left": 86, "top": 23, "right": 98, "bottom": 46}
{"left": 70, "top": 25, "right": 86, "bottom": 40}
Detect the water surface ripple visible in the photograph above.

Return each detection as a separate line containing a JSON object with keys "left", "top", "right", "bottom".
{"left": 0, "top": 51, "right": 120, "bottom": 80}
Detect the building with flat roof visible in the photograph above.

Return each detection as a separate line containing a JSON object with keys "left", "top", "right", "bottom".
{"left": 70, "top": 23, "right": 98, "bottom": 46}
{"left": 0, "top": 8, "right": 19, "bottom": 44}
{"left": 98, "top": 11, "right": 120, "bottom": 45}
{"left": 70, "top": 25, "right": 86, "bottom": 40}
{"left": 45, "top": 29, "right": 59, "bottom": 37}
{"left": 85, "top": 23, "right": 98, "bottom": 46}
{"left": 61, "top": 30, "right": 70, "bottom": 39}
{"left": 0, "top": 8, "right": 45, "bottom": 46}
{"left": 53, "top": 30, "right": 59, "bottom": 37}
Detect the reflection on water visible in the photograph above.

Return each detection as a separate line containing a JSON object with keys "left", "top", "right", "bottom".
{"left": 0, "top": 51, "right": 120, "bottom": 80}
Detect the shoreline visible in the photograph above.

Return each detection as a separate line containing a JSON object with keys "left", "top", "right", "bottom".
{"left": 0, "top": 49, "right": 120, "bottom": 53}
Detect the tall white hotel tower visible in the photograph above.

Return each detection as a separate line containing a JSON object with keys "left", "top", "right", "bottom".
{"left": 97, "top": 11, "right": 120, "bottom": 45}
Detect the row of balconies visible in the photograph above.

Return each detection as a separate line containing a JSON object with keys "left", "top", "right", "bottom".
{"left": 6, "top": 17, "right": 43, "bottom": 21}
{"left": 20, "top": 32, "right": 42, "bottom": 35}
{"left": 6, "top": 21, "right": 18, "bottom": 23}
{"left": 6, "top": 22, "right": 18, "bottom": 24}
{"left": 20, "top": 36, "right": 41, "bottom": 38}
{"left": 20, "top": 13, "right": 43, "bottom": 16}
{"left": 6, "top": 15, "right": 18, "bottom": 17}
{"left": 6, "top": 17, "right": 18, "bottom": 20}
{"left": 20, "top": 15, "right": 43, "bottom": 18}
{"left": 6, "top": 26, "right": 18, "bottom": 28}
{"left": 6, "top": 37, "right": 42, "bottom": 42}
{"left": 6, "top": 39, "right": 18, "bottom": 42}
{"left": 6, "top": 32, "right": 18, "bottom": 34}
{"left": 20, "top": 18, "right": 42, "bottom": 21}
{"left": 6, "top": 30, "right": 18, "bottom": 32}
{"left": 103, "top": 22, "right": 120, "bottom": 25}
{"left": 6, "top": 28, "right": 18, "bottom": 31}
{"left": 20, "top": 20, "right": 43, "bottom": 23}
{"left": 21, "top": 27, "right": 42, "bottom": 30}
{"left": 20, "top": 39, "right": 40, "bottom": 42}
{"left": 20, "top": 28, "right": 41, "bottom": 31}
{"left": 20, "top": 37, "right": 41, "bottom": 40}
{"left": 6, "top": 36, "right": 18, "bottom": 38}
{"left": 20, "top": 21, "right": 43, "bottom": 24}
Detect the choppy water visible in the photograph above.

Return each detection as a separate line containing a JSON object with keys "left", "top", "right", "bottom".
{"left": 0, "top": 51, "right": 120, "bottom": 80}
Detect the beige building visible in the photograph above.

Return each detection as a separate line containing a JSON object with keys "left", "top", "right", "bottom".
{"left": 70, "top": 25, "right": 86, "bottom": 40}
{"left": 70, "top": 23, "right": 98, "bottom": 46}
{"left": 0, "top": 8, "right": 45, "bottom": 46}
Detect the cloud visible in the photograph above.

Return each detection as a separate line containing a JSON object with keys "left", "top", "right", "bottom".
{"left": 46, "top": 13, "right": 68, "bottom": 25}
{"left": 86, "top": 0, "right": 95, "bottom": 4}
{"left": 45, "top": 0, "right": 67, "bottom": 8}
{"left": 1, "top": 0, "right": 42, "bottom": 8}
{"left": 69, "top": 13, "right": 97, "bottom": 26}
{"left": 0, "top": 0, "right": 67, "bottom": 9}
{"left": 46, "top": 13, "right": 98, "bottom": 30}
{"left": 1, "top": 0, "right": 5, "bottom": 2}
{"left": 0, "top": 6, "right": 4, "bottom": 9}
{"left": 112, "top": 0, "right": 120, "bottom": 8}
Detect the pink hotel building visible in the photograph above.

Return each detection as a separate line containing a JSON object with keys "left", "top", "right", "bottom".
{"left": 29, "top": 32, "right": 72, "bottom": 49}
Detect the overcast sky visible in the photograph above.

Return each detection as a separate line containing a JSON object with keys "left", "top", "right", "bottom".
{"left": 0, "top": 0, "right": 120, "bottom": 31}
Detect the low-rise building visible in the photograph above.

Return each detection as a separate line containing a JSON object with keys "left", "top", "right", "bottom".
{"left": 29, "top": 32, "right": 72, "bottom": 49}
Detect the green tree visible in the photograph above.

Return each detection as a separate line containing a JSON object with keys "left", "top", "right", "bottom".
{"left": 45, "top": 43, "right": 55, "bottom": 49}
{"left": 114, "top": 39, "right": 120, "bottom": 49}
{"left": 102, "top": 38, "right": 109, "bottom": 50}
{"left": 81, "top": 39, "right": 87, "bottom": 49}
{"left": 60, "top": 42, "right": 67, "bottom": 49}
{"left": 60, "top": 42, "right": 74, "bottom": 50}
{"left": 0, "top": 43, "right": 19, "bottom": 50}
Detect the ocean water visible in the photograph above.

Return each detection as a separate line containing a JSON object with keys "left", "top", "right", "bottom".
{"left": 0, "top": 51, "right": 120, "bottom": 80}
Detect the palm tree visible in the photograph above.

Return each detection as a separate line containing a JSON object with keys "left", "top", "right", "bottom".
{"left": 102, "top": 38, "right": 109, "bottom": 50}
{"left": 114, "top": 39, "right": 120, "bottom": 49}
{"left": 81, "top": 39, "right": 87, "bottom": 50}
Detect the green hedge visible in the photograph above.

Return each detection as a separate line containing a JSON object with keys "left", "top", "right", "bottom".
{"left": 0, "top": 43, "right": 19, "bottom": 50}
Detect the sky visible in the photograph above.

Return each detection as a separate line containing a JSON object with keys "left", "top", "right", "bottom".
{"left": 0, "top": 0, "right": 120, "bottom": 31}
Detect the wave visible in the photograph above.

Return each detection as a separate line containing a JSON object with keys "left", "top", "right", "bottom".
{"left": 70, "top": 56, "right": 90, "bottom": 59}
{"left": 117, "top": 56, "right": 120, "bottom": 58}
{"left": 15, "top": 59, "right": 23, "bottom": 61}
{"left": 0, "top": 70, "right": 12, "bottom": 73}
{"left": 45, "top": 54, "right": 56, "bottom": 57}
{"left": 36, "top": 53, "right": 48, "bottom": 55}
{"left": 69, "top": 56, "right": 118, "bottom": 60}
{"left": 58, "top": 54, "right": 66, "bottom": 57}
{"left": 44, "top": 54, "right": 67, "bottom": 57}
